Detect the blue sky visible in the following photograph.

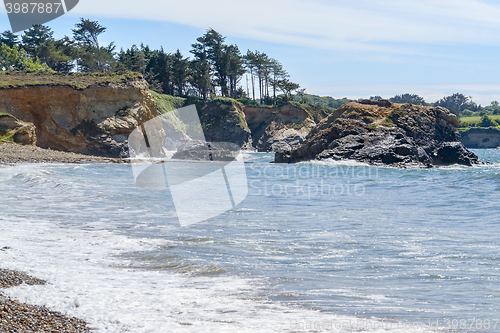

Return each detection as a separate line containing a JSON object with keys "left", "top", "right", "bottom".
{"left": 2, "top": 0, "right": 500, "bottom": 105}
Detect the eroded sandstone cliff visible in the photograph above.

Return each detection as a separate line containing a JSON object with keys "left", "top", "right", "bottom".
{"left": 0, "top": 75, "right": 157, "bottom": 157}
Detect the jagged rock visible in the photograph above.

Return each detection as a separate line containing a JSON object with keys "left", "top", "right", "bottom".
{"left": 242, "top": 104, "right": 323, "bottom": 152}
{"left": 0, "top": 113, "right": 36, "bottom": 145}
{"left": 197, "top": 101, "right": 252, "bottom": 150}
{"left": 276, "top": 102, "right": 480, "bottom": 167}
{"left": 171, "top": 140, "right": 239, "bottom": 161}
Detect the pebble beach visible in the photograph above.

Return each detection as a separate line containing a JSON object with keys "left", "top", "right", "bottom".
{"left": 0, "top": 266, "right": 92, "bottom": 332}
{"left": 0, "top": 143, "right": 104, "bottom": 332}
{"left": 0, "top": 143, "right": 124, "bottom": 165}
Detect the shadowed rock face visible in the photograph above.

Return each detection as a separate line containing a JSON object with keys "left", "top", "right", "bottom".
{"left": 460, "top": 127, "right": 500, "bottom": 148}
{"left": 275, "top": 100, "right": 481, "bottom": 168}
{"left": 0, "top": 78, "right": 157, "bottom": 157}
{"left": 242, "top": 104, "right": 318, "bottom": 152}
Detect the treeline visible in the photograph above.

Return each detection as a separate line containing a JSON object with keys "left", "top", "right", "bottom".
{"left": 369, "top": 93, "right": 500, "bottom": 116}
{"left": 0, "top": 19, "right": 301, "bottom": 105}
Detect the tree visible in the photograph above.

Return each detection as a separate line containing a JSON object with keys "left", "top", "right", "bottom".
{"left": 117, "top": 45, "right": 147, "bottom": 74}
{"left": 171, "top": 49, "right": 190, "bottom": 96}
{"left": 72, "top": 18, "right": 106, "bottom": 49}
{"left": 0, "top": 44, "right": 53, "bottom": 72}
{"left": 143, "top": 47, "right": 175, "bottom": 95}
{"left": 276, "top": 79, "right": 300, "bottom": 101}
{"left": 390, "top": 93, "right": 427, "bottom": 105}
{"left": 72, "top": 18, "right": 114, "bottom": 72}
{"left": 75, "top": 43, "right": 116, "bottom": 72}
{"left": 270, "top": 59, "right": 287, "bottom": 102}
{"left": 37, "top": 37, "right": 75, "bottom": 71}
{"left": 244, "top": 50, "right": 257, "bottom": 101}
{"left": 476, "top": 115, "right": 498, "bottom": 128}
{"left": 226, "top": 44, "right": 245, "bottom": 98}
{"left": 190, "top": 37, "right": 212, "bottom": 99}
{"left": 436, "top": 93, "right": 475, "bottom": 115}
{"left": 1, "top": 31, "right": 20, "bottom": 48}
{"left": 21, "top": 24, "right": 54, "bottom": 57}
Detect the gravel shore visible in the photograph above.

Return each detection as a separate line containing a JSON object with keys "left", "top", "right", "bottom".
{"left": 0, "top": 266, "right": 92, "bottom": 332}
{"left": 0, "top": 143, "right": 114, "bottom": 331}
{"left": 0, "top": 143, "right": 125, "bottom": 165}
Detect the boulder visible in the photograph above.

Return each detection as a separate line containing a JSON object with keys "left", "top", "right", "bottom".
{"left": 276, "top": 102, "right": 480, "bottom": 167}
{"left": 0, "top": 113, "right": 36, "bottom": 145}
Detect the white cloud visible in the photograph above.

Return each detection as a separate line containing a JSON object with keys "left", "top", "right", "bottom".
{"left": 71, "top": 0, "right": 500, "bottom": 52}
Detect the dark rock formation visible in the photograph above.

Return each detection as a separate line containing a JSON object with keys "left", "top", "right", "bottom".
{"left": 276, "top": 102, "right": 481, "bottom": 167}
{"left": 196, "top": 100, "right": 252, "bottom": 150}
{"left": 242, "top": 103, "right": 326, "bottom": 152}
{"left": 171, "top": 140, "right": 239, "bottom": 161}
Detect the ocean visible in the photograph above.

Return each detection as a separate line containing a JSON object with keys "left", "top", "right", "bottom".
{"left": 1, "top": 149, "right": 500, "bottom": 332}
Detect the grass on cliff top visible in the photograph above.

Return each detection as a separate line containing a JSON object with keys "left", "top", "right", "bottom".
{"left": 0, "top": 71, "right": 143, "bottom": 90}
{"left": 460, "top": 115, "right": 500, "bottom": 124}
{"left": 149, "top": 91, "right": 185, "bottom": 114}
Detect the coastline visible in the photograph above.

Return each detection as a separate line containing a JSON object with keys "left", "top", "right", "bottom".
{"left": 0, "top": 143, "right": 125, "bottom": 165}
{"left": 0, "top": 267, "right": 91, "bottom": 332}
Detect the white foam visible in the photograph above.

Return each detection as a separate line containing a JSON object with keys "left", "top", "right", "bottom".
{"left": 0, "top": 216, "right": 440, "bottom": 332}
{"left": 0, "top": 163, "right": 438, "bottom": 332}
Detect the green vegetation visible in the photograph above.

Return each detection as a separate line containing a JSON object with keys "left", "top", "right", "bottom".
{"left": 237, "top": 111, "right": 249, "bottom": 130}
{"left": 0, "top": 113, "right": 19, "bottom": 143}
{"left": 459, "top": 114, "right": 500, "bottom": 129}
{"left": 1, "top": 22, "right": 301, "bottom": 106}
{"left": 211, "top": 96, "right": 242, "bottom": 107}
{"left": 389, "top": 93, "right": 426, "bottom": 105}
{"left": 295, "top": 94, "right": 352, "bottom": 109}
{"left": 380, "top": 117, "right": 394, "bottom": 126}
{"left": 363, "top": 116, "right": 374, "bottom": 123}
{"left": 149, "top": 91, "right": 185, "bottom": 114}
{"left": 460, "top": 115, "right": 500, "bottom": 124}
{"left": 0, "top": 71, "right": 141, "bottom": 89}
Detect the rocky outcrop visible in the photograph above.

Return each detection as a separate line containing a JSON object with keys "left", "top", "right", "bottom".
{"left": 0, "top": 113, "right": 36, "bottom": 145}
{"left": 196, "top": 100, "right": 253, "bottom": 150}
{"left": 242, "top": 103, "right": 326, "bottom": 152}
{"left": 171, "top": 140, "right": 239, "bottom": 161}
{"left": 460, "top": 127, "right": 500, "bottom": 148}
{"left": 276, "top": 100, "right": 480, "bottom": 167}
{"left": 0, "top": 77, "right": 157, "bottom": 157}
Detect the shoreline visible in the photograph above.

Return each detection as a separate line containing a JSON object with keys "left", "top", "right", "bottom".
{"left": 0, "top": 266, "right": 92, "bottom": 332}
{"left": 0, "top": 143, "right": 125, "bottom": 165}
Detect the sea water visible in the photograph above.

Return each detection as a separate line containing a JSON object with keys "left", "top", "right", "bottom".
{"left": 1, "top": 150, "right": 500, "bottom": 332}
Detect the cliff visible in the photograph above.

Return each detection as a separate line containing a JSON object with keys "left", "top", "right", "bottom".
{"left": 147, "top": 94, "right": 327, "bottom": 153}
{"left": 276, "top": 100, "right": 480, "bottom": 167}
{"left": 460, "top": 127, "right": 500, "bottom": 148}
{"left": 0, "top": 72, "right": 157, "bottom": 157}
{"left": 196, "top": 99, "right": 253, "bottom": 150}
{"left": 242, "top": 103, "right": 327, "bottom": 152}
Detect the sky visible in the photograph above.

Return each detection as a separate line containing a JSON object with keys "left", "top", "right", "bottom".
{"left": 2, "top": 0, "right": 500, "bottom": 105}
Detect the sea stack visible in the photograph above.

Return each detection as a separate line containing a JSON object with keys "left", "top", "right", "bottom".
{"left": 275, "top": 99, "right": 481, "bottom": 167}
